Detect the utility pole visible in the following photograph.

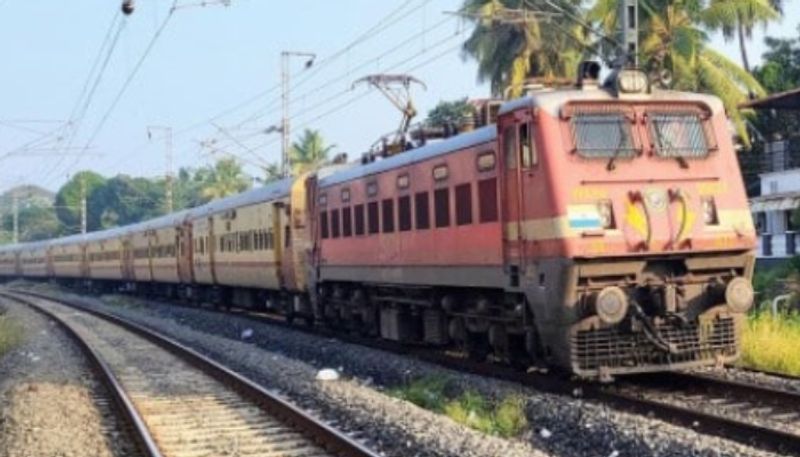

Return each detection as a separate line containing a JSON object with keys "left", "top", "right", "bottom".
{"left": 12, "top": 190, "right": 18, "bottom": 244}
{"left": 280, "top": 51, "right": 316, "bottom": 177}
{"left": 148, "top": 126, "right": 174, "bottom": 213}
{"left": 80, "top": 175, "right": 87, "bottom": 234}
{"left": 618, "top": 0, "right": 638, "bottom": 68}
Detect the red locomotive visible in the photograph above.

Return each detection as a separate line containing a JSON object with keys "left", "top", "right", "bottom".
{"left": 0, "top": 68, "right": 756, "bottom": 379}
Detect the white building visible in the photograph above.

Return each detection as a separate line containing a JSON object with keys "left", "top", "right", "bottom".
{"left": 750, "top": 167, "right": 800, "bottom": 263}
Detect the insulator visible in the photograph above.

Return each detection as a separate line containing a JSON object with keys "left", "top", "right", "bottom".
{"left": 122, "top": 0, "right": 135, "bottom": 15}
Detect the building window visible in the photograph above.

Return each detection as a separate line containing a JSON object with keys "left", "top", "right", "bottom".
{"left": 382, "top": 198, "right": 395, "bottom": 233}
{"left": 368, "top": 201, "right": 380, "bottom": 234}
{"left": 478, "top": 178, "right": 498, "bottom": 223}
{"left": 320, "top": 211, "right": 329, "bottom": 239}
{"left": 355, "top": 204, "right": 365, "bottom": 236}
{"left": 787, "top": 210, "right": 800, "bottom": 231}
{"left": 331, "top": 209, "right": 341, "bottom": 238}
{"left": 415, "top": 192, "right": 430, "bottom": 230}
{"left": 455, "top": 183, "right": 473, "bottom": 226}
{"left": 398, "top": 195, "right": 412, "bottom": 231}
{"left": 342, "top": 207, "right": 353, "bottom": 237}
{"left": 434, "top": 188, "right": 450, "bottom": 228}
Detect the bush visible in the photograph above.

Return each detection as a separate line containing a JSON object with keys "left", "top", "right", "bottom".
{"left": 0, "top": 313, "right": 23, "bottom": 358}
{"left": 740, "top": 311, "right": 800, "bottom": 377}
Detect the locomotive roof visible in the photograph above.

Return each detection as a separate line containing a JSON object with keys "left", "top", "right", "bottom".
{"left": 318, "top": 126, "right": 497, "bottom": 188}
{"left": 499, "top": 87, "right": 725, "bottom": 116}
{"left": 189, "top": 177, "right": 293, "bottom": 218}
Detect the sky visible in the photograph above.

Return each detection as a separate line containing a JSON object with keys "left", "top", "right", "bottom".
{"left": 1, "top": 0, "right": 798, "bottom": 195}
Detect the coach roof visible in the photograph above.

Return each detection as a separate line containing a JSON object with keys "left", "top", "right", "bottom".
{"left": 319, "top": 126, "right": 497, "bottom": 188}
{"left": 190, "top": 177, "right": 293, "bottom": 218}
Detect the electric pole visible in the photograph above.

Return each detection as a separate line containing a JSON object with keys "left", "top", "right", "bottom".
{"left": 148, "top": 126, "right": 174, "bottom": 213}
{"left": 12, "top": 190, "right": 18, "bottom": 244}
{"left": 618, "top": 0, "right": 638, "bottom": 68}
{"left": 280, "top": 51, "right": 316, "bottom": 177}
{"left": 80, "top": 175, "right": 88, "bottom": 234}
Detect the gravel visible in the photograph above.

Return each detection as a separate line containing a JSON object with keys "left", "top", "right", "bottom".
{"left": 0, "top": 295, "right": 139, "bottom": 457}
{"left": 20, "top": 284, "right": 797, "bottom": 457}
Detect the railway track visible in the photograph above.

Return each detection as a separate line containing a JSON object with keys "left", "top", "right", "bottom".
{"left": 10, "top": 287, "right": 800, "bottom": 456}
{"left": 0, "top": 289, "right": 379, "bottom": 457}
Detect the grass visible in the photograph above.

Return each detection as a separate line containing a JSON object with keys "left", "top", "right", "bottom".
{"left": 740, "top": 310, "right": 800, "bottom": 377}
{"left": 390, "top": 376, "right": 528, "bottom": 438}
{"left": 0, "top": 311, "right": 23, "bottom": 358}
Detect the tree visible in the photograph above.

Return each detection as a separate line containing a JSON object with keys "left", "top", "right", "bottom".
{"left": 260, "top": 163, "right": 283, "bottom": 185}
{"left": 461, "top": 0, "right": 585, "bottom": 97}
{"left": 703, "top": 0, "right": 780, "bottom": 72}
{"left": 289, "top": 129, "right": 335, "bottom": 176}
{"left": 199, "top": 158, "right": 251, "bottom": 201}
{"left": 586, "top": 0, "right": 766, "bottom": 145}
{"left": 54, "top": 171, "right": 106, "bottom": 232}
{"left": 751, "top": 27, "right": 800, "bottom": 142}
{"left": 1, "top": 201, "right": 62, "bottom": 242}
{"left": 87, "top": 175, "right": 164, "bottom": 230}
{"left": 426, "top": 98, "right": 476, "bottom": 128}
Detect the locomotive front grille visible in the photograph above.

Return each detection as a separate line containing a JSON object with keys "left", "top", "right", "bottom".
{"left": 571, "top": 316, "right": 738, "bottom": 373}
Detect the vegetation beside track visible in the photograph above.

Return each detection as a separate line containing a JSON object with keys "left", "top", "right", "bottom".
{"left": 0, "top": 309, "right": 23, "bottom": 358}
{"left": 391, "top": 376, "right": 528, "bottom": 438}
{"left": 740, "top": 311, "right": 800, "bottom": 377}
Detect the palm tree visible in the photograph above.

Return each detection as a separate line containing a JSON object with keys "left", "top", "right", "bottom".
{"left": 200, "top": 158, "right": 251, "bottom": 201}
{"left": 587, "top": 0, "right": 766, "bottom": 145}
{"left": 703, "top": 0, "right": 780, "bottom": 72}
{"left": 461, "top": 0, "right": 586, "bottom": 97}
{"left": 289, "top": 129, "right": 336, "bottom": 176}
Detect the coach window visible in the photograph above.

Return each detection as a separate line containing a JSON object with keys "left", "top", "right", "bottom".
{"left": 382, "top": 199, "right": 395, "bottom": 233}
{"left": 434, "top": 188, "right": 450, "bottom": 228}
{"left": 455, "top": 183, "right": 473, "bottom": 226}
{"left": 478, "top": 178, "right": 498, "bottom": 223}
{"left": 320, "top": 211, "right": 329, "bottom": 239}
{"left": 331, "top": 209, "right": 341, "bottom": 238}
{"left": 503, "top": 126, "right": 516, "bottom": 169}
{"left": 415, "top": 192, "right": 430, "bottom": 230}
{"left": 398, "top": 195, "right": 412, "bottom": 231}
{"left": 367, "top": 201, "right": 380, "bottom": 234}
{"left": 519, "top": 122, "right": 537, "bottom": 168}
{"left": 342, "top": 207, "right": 353, "bottom": 237}
{"left": 354, "top": 204, "right": 366, "bottom": 236}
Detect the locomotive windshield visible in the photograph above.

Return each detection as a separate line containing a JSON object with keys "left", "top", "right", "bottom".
{"left": 570, "top": 113, "right": 636, "bottom": 159}
{"left": 649, "top": 112, "right": 709, "bottom": 158}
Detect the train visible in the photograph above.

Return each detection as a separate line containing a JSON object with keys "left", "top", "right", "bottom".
{"left": 0, "top": 67, "right": 757, "bottom": 380}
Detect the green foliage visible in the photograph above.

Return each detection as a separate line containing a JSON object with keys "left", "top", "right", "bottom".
{"left": 199, "top": 157, "right": 251, "bottom": 202}
{"left": 87, "top": 175, "right": 165, "bottom": 230}
{"left": 54, "top": 171, "right": 106, "bottom": 233}
{"left": 0, "top": 312, "right": 23, "bottom": 358}
{"left": 391, "top": 376, "right": 528, "bottom": 438}
{"left": 461, "top": 0, "right": 584, "bottom": 97}
{"left": 290, "top": 129, "right": 335, "bottom": 176}
{"left": 426, "top": 98, "right": 476, "bottom": 128}
{"left": 740, "top": 310, "right": 800, "bottom": 376}
{"left": 752, "top": 26, "right": 800, "bottom": 142}
{"left": 1, "top": 200, "right": 64, "bottom": 242}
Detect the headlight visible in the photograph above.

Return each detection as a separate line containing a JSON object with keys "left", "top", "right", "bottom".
{"left": 702, "top": 197, "right": 719, "bottom": 225}
{"left": 595, "top": 286, "right": 629, "bottom": 324}
{"left": 725, "top": 277, "right": 754, "bottom": 313}
{"left": 617, "top": 70, "right": 649, "bottom": 94}
{"left": 597, "top": 200, "right": 616, "bottom": 229}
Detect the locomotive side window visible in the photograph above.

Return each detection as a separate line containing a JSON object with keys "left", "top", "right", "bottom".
{"left": 503, "top": 126, "right": 516, "bottom": 168}
{"left": 331, "top": 209, "right": 341, "bottom": 238}
{"left": 415, "top": 192, "right": 430, "bottom": 230}
{"left": 519, "top": 122, "right": 537, "bottom": 168}
{"left": 368, "top": 201, "right": 380, "bottom": 234}
{"left": 478, "top": 178, "right": 499, "bottom": 223}
{"left": 571, "top": 113, "right": 635, "bottom": 158}
{"left": 398, "top": 195, "right": 412, "bottom": 231}
{"left": 342, "top": 207, "right": 353, "bottom": 237}
{"left": 434, "top": 188, "right": 451, "bottom": 228}
{"left": 320, "top": 211, "right": 329, "bottom": 239}
{"left": 382, "top": 199, "right": 395, "bottom": 233}
{"left": 455, "top": 183, "right": 473, "bottom": 226}
{"left": 649, "top": 112, "right": 710, "bottom": 158}
{"left": 354, "top": 204, "right": 366, "bottom": 236}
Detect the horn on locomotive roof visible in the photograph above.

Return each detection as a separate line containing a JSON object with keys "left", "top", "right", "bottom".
{"left": 121, "top": 0, "right": 135, "bottom": 15}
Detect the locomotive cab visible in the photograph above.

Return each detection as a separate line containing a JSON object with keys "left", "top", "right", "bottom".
{"left": 497, "top": 70, "right": 756, "bottom": 378}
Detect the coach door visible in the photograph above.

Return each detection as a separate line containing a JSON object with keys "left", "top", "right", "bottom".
{"left": 499, "top": 109, "right": 537, "bottom": 287}
{"left": 177, "top": 223, "right": 194, "bottom": 283}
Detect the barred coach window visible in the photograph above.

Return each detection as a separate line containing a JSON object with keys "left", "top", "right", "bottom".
{"left": 331, "top": 209, "right": 341, "bottom": 238}
{"left": 320, "top": 211, "right": 329, "bottom": 239}
{"left": 354, "top": 204, "right": 366, "bottom": 236}
{"left": 415, "top": 192, "right": 430, "bottom": 230}
{"left": 382, "top": 198, "right": 395, "bottom": 233}
{"left": 368, "top": 201, "right": 380, "bottom": 234}
{"left": 434, "top": 188, "right": 450, "bottom": 228}
{"left": 478, "top": 178, "right": 498, "bottom": 223}
{"left": 342, "top": 207, "right": 353, "bottom": 237}
{"left": 455, "top": 183, "right": 473, "bottom": 226}
{"left": 398, "top": 195, "right": 412, "bottom": 231}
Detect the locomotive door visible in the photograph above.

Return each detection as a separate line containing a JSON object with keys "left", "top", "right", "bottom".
{"left": 499, "top": 109, "right": 537, "bottom": 286}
